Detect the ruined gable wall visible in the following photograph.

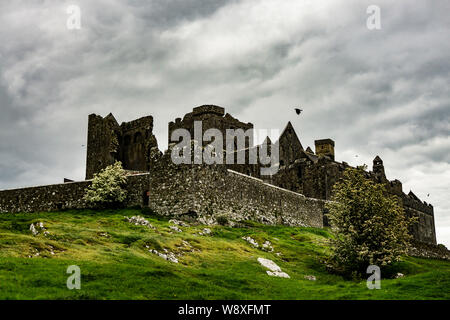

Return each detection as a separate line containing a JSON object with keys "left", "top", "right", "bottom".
{"left": 277, "top": 123, "right": 304, "bottom": 166}
{"left": 86, "top": 114, "right": 158, "bottom": 179}
{"left": 119, "top": 116, "right": 157, "bottom": 172}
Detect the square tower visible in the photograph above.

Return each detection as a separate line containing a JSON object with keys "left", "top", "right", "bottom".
{"left": 314, "top": 139, "right": 335, "bottom": 161}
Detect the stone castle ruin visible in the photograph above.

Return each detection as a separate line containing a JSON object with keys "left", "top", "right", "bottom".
{"left": 0, "top": 105, "right": 437, "bottom": 245}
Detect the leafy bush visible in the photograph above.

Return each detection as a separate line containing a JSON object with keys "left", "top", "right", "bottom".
{"left": 84, "top": 162, "right": 127, "bottom": 208}
{"left": 326, "top": 166, "right": 413, "bottom": 275}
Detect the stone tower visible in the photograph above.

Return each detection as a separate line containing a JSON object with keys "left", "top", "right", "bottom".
{"left": 85, "top": 113, "right": 121, "bottom": 180}
{"left": 168, "top": 105, "right": 254, "bottom": 150}
{"left": 372, "top": 155, "right": 386, "bottom": 181}
{"left": 314, "top": 139, "right": 335, "bottom": 161}
{"left": 85, "top": 113, "right": 158, "bottom": 179}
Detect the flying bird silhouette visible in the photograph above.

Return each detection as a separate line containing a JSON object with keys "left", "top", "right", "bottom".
{"left": 295, "top": 108, "right": 303, "bottom": 115}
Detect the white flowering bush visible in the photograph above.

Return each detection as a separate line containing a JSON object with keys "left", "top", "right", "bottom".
{"left": 326, "top": 166, "right": 413, "bottom": 275}
{"left": 84, "top": 162, "right": 127, "bottom": 208}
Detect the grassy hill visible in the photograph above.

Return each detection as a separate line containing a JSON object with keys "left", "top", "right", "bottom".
{"left": 0, "top": 208, "right": 449, "bottom": 300}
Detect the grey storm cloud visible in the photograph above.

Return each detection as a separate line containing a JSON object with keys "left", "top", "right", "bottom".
{"left": 0, "top": 0, "right": 449, "bottom": 245}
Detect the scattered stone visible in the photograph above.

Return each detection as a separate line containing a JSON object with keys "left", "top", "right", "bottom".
{"left": 395, "top": 273, "right": 404, "bottom": 279}
{"left": 48, "top": 245, "right": 56, "bottom": 255}
{"left": 267, "top": 271, "right": 290, "bottom": 278}
{"left": 150, "top": 249, "right": 179, "bottom": 263}
{"left": 28, "top": 248, "right": 41, "bottom": 258}
{"left": 242, "top": 236, "right": 259, "bottom": 248}
{"left": 304, "top": 275, "right": 316, "bottom": 281}
{"left": 169, "top": 219, "right": 189, "bottom": 227}
{"left": 99, "top": 232, "right": 110, "bottom": 238}
{"left": 407, "top": 242, "right": 450, "bottom": 260}
{"left": 124, "top": 216, "right": 155, "bottom": 229}
{"left": 30, "top": 224, "right": 38, "bottom": 236}
{"left": 199, "top": 228, "right": 212, "bottom": 236}
{"left": 262, "top": 241, "right": 274, "bottom": 252}
{"left": 257, "top": 257, "right": 281, "bottom": 272}
{"left": 170, "top": 225, "right": 182, "bottom": 233}
{"left": 30, "top": 222, "right": 47, "bottom": 236}
{"left": 275, "top": 252, "right": 282, "bottom": 257}
{"left": 257, "top": 257, "right": 290, "bottom": 278}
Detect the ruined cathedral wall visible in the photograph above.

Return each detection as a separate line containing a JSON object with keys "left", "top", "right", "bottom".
{"left": 274, "top": 157, "right": 437, "bottom": 244}
{"left": 120, "top": 116, "right": 156, "bottom": 172}
{"left": 86, "top": 113, "right": 158, "bottom": 179}
{"left": 404, "top": 205, "right": 437, "bottom": 245}
{"left": 0, "top": 174, "right": 150, "bottom": 214}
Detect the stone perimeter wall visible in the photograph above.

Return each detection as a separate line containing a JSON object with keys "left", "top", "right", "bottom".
{"left": 0, "top": 174, "right": 150, "bottom": 214}
{"left": 148, "top": 154, "right": 325, "bottom": 228}
{"left": 0, "top": 161, "right": 324, "bottom": 228}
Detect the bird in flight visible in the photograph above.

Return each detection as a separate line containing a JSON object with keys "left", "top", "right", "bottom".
{"left": 427, "top": 193, "right": 430, "bottom": 197}
{"left": 295, "top": 108, "right": 303, "bottom": 115}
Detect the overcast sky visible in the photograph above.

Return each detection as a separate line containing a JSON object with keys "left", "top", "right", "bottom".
{"left": 0, "top": 0, "right": 449, "bottom": 246}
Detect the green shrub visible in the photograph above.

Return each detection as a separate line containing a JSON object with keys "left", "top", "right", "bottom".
{"left": 84, "top": 162, "right": 127, "bottom": 208}
{"left": 326, "top": 166, "right": 414, "bottom": 276}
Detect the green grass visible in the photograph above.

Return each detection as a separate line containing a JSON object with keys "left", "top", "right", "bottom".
{"left": 0, "top": 208, "right": 449, "bottom": 300}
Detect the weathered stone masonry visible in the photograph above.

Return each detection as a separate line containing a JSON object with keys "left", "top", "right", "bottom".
{"left": 86, "top": 113, "right": 157, "bottom": 180}
{"left": 148, "top": 150, "right": 325, "bottom": 227}
{"left": 0, "top": 104, "right": 439, "bottom": 246}
{"left": 0, "top": 160, "right": 324, "bottom": 228}
{"left": 0, "top": 174, "right": 150, "bottom": 214}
